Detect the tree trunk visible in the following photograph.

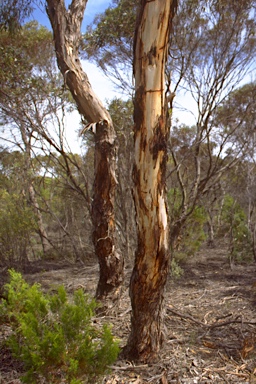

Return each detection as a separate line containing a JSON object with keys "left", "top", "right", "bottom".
{"left": 124, "top": 0, "right": 177, "bottom": 363}
{"left": 28, "top": 184, "right": 49, "bottom": 254}
{"left": 46, "top": 0, "right": 124, "bottom": 303}
{"left": 207, "top": 209, "right": 215, "bottom": 248}
{"left": 20, "top": 124, "right": 49, "bottom": 255}
{"left": 92, "top": 120, "right": 124, "bottom": 303}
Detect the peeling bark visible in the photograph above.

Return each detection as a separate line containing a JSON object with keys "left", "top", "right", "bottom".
{"left": 46, "top": 0, "right": 124, "bottom": 303}
{"left": 92, "top": 120, "right": 124, "bottom": 303}
{"left": 46, "top": 0, "right": 108, "bottom": 123}
{"left": 124, "top": 0, "right": 177, "bottom": 362}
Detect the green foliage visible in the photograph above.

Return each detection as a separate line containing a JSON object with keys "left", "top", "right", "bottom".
{"left": 177, "top": 206, "right": 207, "bottom": 261}
{"left": 83, "top": 0, "right": 137, "bottom": 63}
{"left": 170, "top": 259, "right": 184, "bottom": 279}
{"left": 0, "top": 270, "right": 120, "bottom": 383}
{"left": 0, "top": 190, "right": 36, "bottom": 265}
{"left": 0, "top": 0, "right": 34, "bottom": 32}
{"left": 0, "top": 22, "right": 54, "bottom": 96}
{"left": 82, "top": 0, "right": 137, "bottom": 90}
{"left": 219, "top": 194, "right": 253, "bottom": 262}
{"left": 107, "top": 98, "right": 134, "bottom": 132}
{"left": 214, "top": 82, "right": 256, "bottom": 159}
{"left": 169, "top": 188, "right": 207, "bottom": 263}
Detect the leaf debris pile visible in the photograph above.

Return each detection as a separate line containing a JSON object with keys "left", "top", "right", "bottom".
{"left": 0, "top": 244, "right": 256, "bottom": 383}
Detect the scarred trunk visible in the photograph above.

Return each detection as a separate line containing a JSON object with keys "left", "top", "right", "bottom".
{"left": 124, "top": 0, "right": 177, "bottom": 362}
{"left": 92, "top": 120, "right": 123, "bottom": 303}
{"left": 46, "top": 0, "right": 124, "bottom": 303}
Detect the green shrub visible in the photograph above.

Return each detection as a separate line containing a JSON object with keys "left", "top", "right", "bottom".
{"left": 0, "top": 270, "right": 120, "bottom": 383}
{"left": 177, "top": 205, "right": 207, "bottom": 258}
{"left": 168, "top": 188, "right": 207, "bottom": 262}
{"left": 219, "top": 195, "right": 253, "bottom": 263}
{"left": 0, "top": 190, "right": 36, "bottom": 265}
{"left": 170, "top": 259, "right": 184, "bottom": 279}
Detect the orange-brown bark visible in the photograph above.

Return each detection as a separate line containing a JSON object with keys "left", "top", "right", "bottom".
{"left": 46, "top": 0, "right": 124, "bottom": 303}
{"left": 124, "top": 0, "right": 177, "bottom": 362}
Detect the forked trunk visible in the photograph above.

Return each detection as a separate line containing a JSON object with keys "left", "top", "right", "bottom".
{"left": 124, "top": 0, "right": 177, "bottom": 362}
{"left": 46, "top": 0, "right": 124, "bottom": 304}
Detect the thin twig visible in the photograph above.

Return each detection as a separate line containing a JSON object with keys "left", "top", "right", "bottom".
{"left": 167, "top": 307, "right": 256, "bottom": 329}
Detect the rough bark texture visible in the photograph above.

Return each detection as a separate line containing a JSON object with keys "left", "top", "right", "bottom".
{"left": 124, "top": 0, "right": 177, "bottom": 363}
{"left": 46, "top": 0, "right": 124, "bottom": 303}
{"left": 92, "top": 120, "right": 124, "bottom": 303}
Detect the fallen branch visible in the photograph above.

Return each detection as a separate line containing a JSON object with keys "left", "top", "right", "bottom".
{"left": 167, "top": 307, "right": 256, "bottom": 329}
{"left": 108, "top": 363, "right": 148, "bottom": 371}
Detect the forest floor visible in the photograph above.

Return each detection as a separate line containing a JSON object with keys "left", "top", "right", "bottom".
{"left": 1, "top": 243, "right": 256, "bottom": 383}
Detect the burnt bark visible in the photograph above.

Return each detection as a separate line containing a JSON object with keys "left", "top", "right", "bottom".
{"left": 46, "top": 0, "right": 124, "bottom": 303}
{"left": 124, "top": 0, "right": 177, "bottom": 363}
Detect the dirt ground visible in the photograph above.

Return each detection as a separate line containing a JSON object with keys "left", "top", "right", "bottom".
{"left": 1, "top": 243, "right": 256, "bottom": 383}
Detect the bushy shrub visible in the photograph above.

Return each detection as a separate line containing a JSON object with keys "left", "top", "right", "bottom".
{"left": 177, "top": 205, "right": 207, "bottom": 258}
{"left": 219, "top": 194, "right": 253, "bottom": 263}
{"left": 0, "top": 270, "right": 120, "bottom": 383}
{"left": 168, "top": 188, "right": 207, "bottom": 263}
{"left": 170, "top": 259, "right": 184, "bottom": 279}
{"left": 0, "top": 190, "right": 36, "bottom": 266}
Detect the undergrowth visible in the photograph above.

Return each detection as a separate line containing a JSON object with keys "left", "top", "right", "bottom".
{"left": 0, "top": 269, "right": 120, "bottom": 383}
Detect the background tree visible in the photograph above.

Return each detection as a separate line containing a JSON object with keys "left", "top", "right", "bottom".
{"left": 0, "top": 22, "right": 59, "bottom": 255}
{"left": 0, "top": 0, "right": 34, "bottom": 31}
{"left": 212, "top": 82, "right": 256, "bottom": 260}
{"left": 107, "top": 99, "right": 136, "bottom": 262}
{"left": 0, "top": 21, "right": 95, "bottom": 265}
{"left": 167, "top": 0, "right": 256, "bottom": 247}
{"left": 0, "top": 150, "right": 37, "bottom": 266}
{"left": 84, "top": 1, "right": 256, "bottom": 258}
{"left": 83, "top": 0, "right": 137, "bottom": 93}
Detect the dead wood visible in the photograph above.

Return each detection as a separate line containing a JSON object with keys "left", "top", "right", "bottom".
{"left": 167, "top": 307, "right": 256, "bottom": 329}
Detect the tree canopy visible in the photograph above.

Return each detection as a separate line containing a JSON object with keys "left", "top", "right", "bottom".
{"left": 0, "top": 0, "right": 34, "bottom": 31}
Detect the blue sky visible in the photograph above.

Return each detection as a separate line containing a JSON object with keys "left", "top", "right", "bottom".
{"left": 30, "top": 0, "right": 121, "bottom": 105}
{"left": 28, "top": 1, "right": 123, "bottom": 153}
{"left": 28, "top": 1, "right": 194, "bottom": 153}
{"left": 31, "top": 0, "right": 112, "bottom": 31}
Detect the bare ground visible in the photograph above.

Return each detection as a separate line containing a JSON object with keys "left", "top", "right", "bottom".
{"left": 1, "top": 243, "right": 256, "bottom": 383}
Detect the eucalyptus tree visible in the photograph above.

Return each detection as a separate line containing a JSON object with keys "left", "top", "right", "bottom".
{"left": 107, "top": 98, "right": 136, "bottom": 261}
{"left": 122, "top": 0, "right": 177, "bottom": 362}
{"left": 85, "top": 0, "right": 256, "bottom": 250}
{"left": 83, "top": 0, "right": 137, "bottom": 93}
{"left": 0, "top": 149, "right": 37, "bottom": 265}
{"left": 0, "top": 22, "right": 55, "bottom": 254}
{"left": 46, "top": 0, "right": 178, "bottom": 361}
{"left": 0, "top": 21, "right": 88, "bottom": 259}
{"left": 0, "top": 0, "right": 34, "bottom": 31}
{"left": 168, "top": 0, "right": 256, "bottom": 243}
{"left": 46, "top": 0, "right": 124, "bottom": 306}
{"left": 213, "top": 82, "right": 256, "bottom": 260}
